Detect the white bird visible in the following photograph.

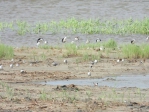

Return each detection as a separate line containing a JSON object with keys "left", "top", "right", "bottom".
{"left": 0, "top": 65, "right": 3, "bottom": 70}
{"left": 146, "top": 36, "right": 149, "bottom": 41}
{"left": 64, "top": 59, "right": 67, "bottom": 64}
{"left": 94, "top": 60, "right": 98, "bottom": 64}
{"left": 20, "top": 69, "right": 25, "bottom": 73}
{"left": 100, "top": 46, "right": 105, "bottom": 51}
{"left": 44, "top": 41, "right": 48, "bottom": 44}
{"left": 37, "top": 41, "right": 40, "bottom": 46}
{"left": 88, "top": 71, "right": 91, "bottom": 76}
{"left": 62, "top": 37, "right": 67, "bottom": 43}
{"left": 10, "top": 64, "right": 13, "bottom": 68}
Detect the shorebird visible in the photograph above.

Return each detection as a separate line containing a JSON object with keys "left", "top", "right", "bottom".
{"left": 99, "top": 46, "right": 105, "bottom": 51}
{"left": 75, "top": 37, "right": 79, "bottom": 41}
{"left": 20, "top": 69, "right": 25, "bottom": 73}
{"left": 146, "top": 36, "right": 149, "bottom": 41}
{"left": 64, "top": 59, "right": 67, "bottom": 64}
{"left": 0, "top": 65, "right": 3, "bottom": 70}
{"left": 37, "top": 38, "right": 44, "bottom": 43}
{"left": 62, "top": 37, "right": 67, "bottom": 43}
{"left": 131, "top": 39, "right": 135, "bottom": 44}
{"left": 44, "top": 40, "right": 48, "bottom": 44}
{"left": 52, "top": 61, "right": 58, "bottom": 66}
{"left": 117, "top": 59, "right": 124, "bottom": 63}
{"left": 90, "top": 65, "right": 93, "bottom": 69}
{"left": 37, "top": 41, "right": 40, "bottom": 46}
{"left": 37, "top": 38, "right": 44, "bottom": 46}
{"left": 10, "top": 64, "right": 13, "bottom": 68}
{"left": 96, "top": 38, "right": 101, "bottom": 42}
{"left": 94, "top": 60, "right": 98, "bottom": 64}
{"left": 88, "top": 71, "right": 91, "bottom": 76}
{"left": 93, "top": 82, "right": 98, "bottom": 86}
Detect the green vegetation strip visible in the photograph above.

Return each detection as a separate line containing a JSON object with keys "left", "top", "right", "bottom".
{"left": 0, "top": 18, "right": 149, "bottom": 35}
{"left": 0, "top": 44, "right": 14, "bottom": 59}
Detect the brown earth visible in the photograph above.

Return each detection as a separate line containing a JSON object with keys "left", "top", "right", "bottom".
{"left": 0, "top": 47, "right": 149, "bottom": 112}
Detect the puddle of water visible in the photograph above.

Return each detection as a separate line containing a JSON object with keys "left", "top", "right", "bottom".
{"left": 40, "top": 75, "right": 149, "bottom": 89}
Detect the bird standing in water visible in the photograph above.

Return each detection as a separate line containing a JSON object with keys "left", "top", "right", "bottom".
{"left": 62, "top": 37, "right": 67, "bottom": 43}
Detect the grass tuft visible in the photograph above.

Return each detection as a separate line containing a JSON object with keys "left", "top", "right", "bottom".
{"left": 0, "top": 44, "right": 14, "bottom": 59}
{"left": 103, "top": 39, "right": 117, "bottom": 49}
{"left": 121, "top": 44, "right": 149, "bottom": 59}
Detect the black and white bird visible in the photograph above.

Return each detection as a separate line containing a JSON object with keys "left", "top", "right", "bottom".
{"left": 131, "top": 39, "right": 135, "bottom": 44}
{"left": 75, "top": 37, "right": 79, "bottom": 41}
{"left": 93, "top": 82, "right": 98, "bottom": 86}
{"left": 64, "top": 59, "right": 67, "bottom": 64}
{"left": 52, "top": 61, "right": 58, "bottom": 66}
{"left": 62, "top": 37, "right": 67, "bottom": 43}
{"left": 117, "top": 59, "right": 124, "bottom": 63}
{"left": 37, "top": 38, "right": 44, "bottom": 43}
{"left": 20, "top": 69, "right": 26, "bottom": 73}
{"left": 96, "top": 38, "right": 101, "bottom": 42}
{"left": 37, "top": 38, "right": 44, "bottom": 46}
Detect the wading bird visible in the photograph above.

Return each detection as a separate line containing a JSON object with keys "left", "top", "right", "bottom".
{"left": 62, "top": 37, "right": 67, "bottom": 43}
{"left": 75, "top": 37, "right": 79, "bottom": 41}
{"left": 131, "top": 39, "right": 135, "bottom": 44}
{"left": 96, "top": 38, "right": 101, "bottom": 42}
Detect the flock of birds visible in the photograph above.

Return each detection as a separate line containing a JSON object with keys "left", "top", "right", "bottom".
{"left": 36, "top": 35, "right": 149, "bottom": 47}
{"left": 0, "top": 35, "right": 149, "bottom": 86}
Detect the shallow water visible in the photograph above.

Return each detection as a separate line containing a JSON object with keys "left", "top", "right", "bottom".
{"left": 0, "top": 0, "right": 149, "bottom": 47}
{"left": 40, "top": 75, "right": 149, "bottom": 89}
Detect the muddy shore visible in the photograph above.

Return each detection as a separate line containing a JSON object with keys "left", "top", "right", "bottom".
{"left": 0, "top": 47, "right": 149, "bottom": 112}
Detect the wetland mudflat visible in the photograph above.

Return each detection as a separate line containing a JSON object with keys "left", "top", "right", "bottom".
{"left": 0, "top": 0, "right": 149, "bottom": 111}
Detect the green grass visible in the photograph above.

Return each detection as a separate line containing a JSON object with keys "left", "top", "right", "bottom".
{"left": 1, "top": 18, "right": 149, "bottom": 35}
{"left": 76, "top": 53, "right": 100, "bottom": 63}
{"left": 39, "top": 44, "right": 52, "bottom": 49}
{"left": 63, "top": 43, "right": 78, "bottom": 57}
{"left": 121, "top": 44, "right": 149, "bottom": 59}
{"left": 103, "top": 39, "right": 117, "bottom": 49}
{"left": 0, "top": 44, "right": 14, "bottom": 59}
